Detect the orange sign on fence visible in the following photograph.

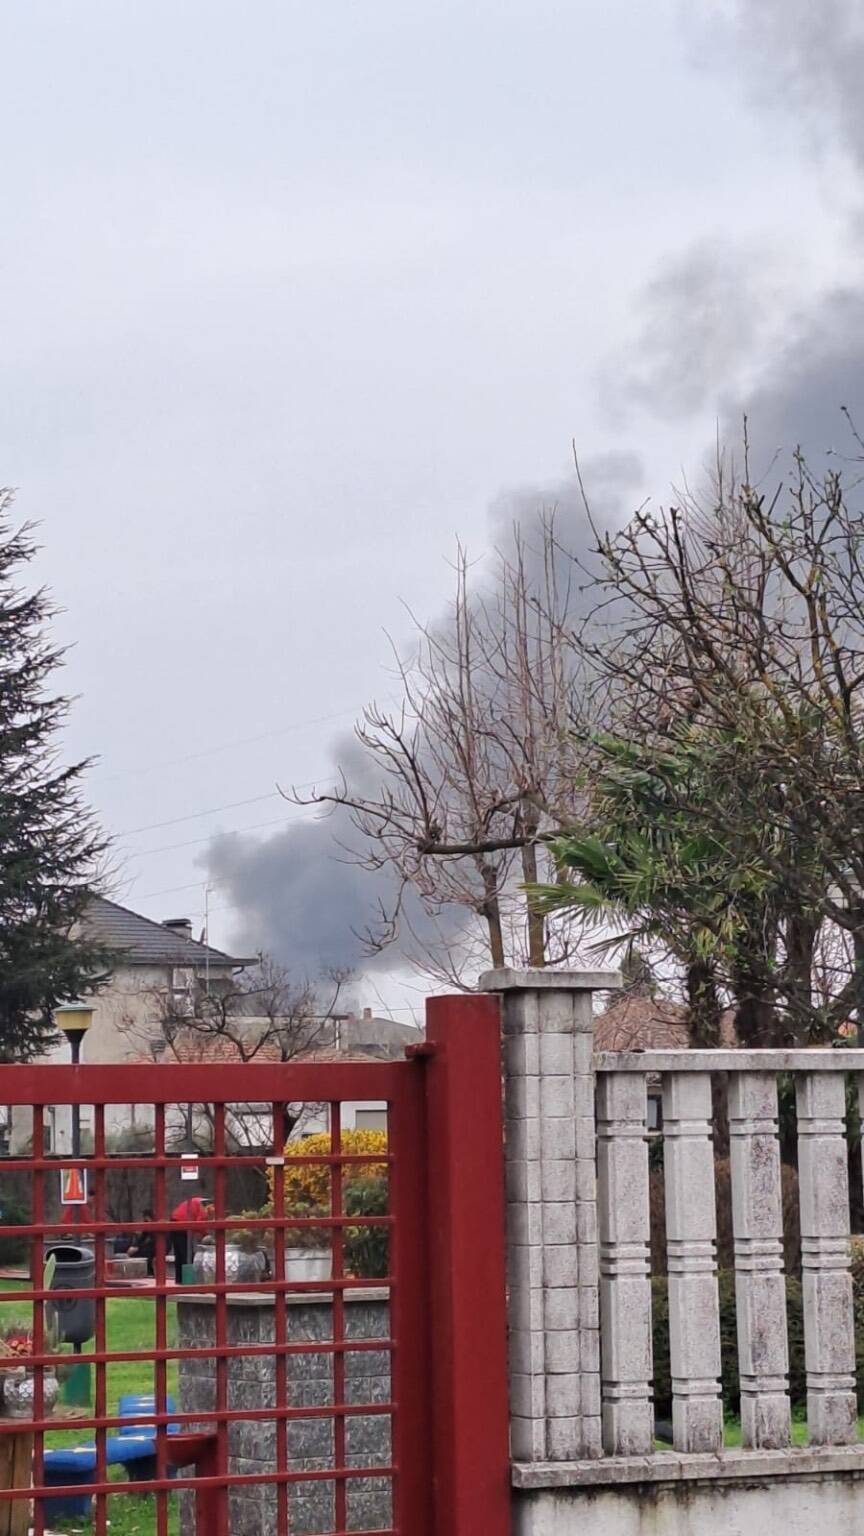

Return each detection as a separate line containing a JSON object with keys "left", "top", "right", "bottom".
{"left": 59, "top": 1166, "right": 88, "bottom": 1205}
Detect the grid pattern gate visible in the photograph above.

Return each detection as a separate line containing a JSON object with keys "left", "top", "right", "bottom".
{"left": 0, "top": 1059, "right": 431, "bottom": 1536}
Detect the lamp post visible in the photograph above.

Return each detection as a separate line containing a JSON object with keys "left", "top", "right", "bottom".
{"left": 53, "top": 1003, "right": 94, "bottom": 1390}
{"left": 54, "top": 1003, "right": 94, "bottom": 1162}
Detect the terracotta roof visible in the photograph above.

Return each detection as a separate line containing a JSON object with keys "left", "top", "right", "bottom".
{"left": 594, "top": 994, "right": 737, "bottom": 1051}
{"left": 291, "top": 1046, "right": 394, "bottom": 1064}
{"left": 156, "top": 1035, "right": 284, "bottom": 1065}
{"left": 148, "top": 1032, "right": 388, "bottom": 1067}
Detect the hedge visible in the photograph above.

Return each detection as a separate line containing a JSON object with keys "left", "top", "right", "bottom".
{"left": 0, "top": 1195, "right": 30, "bottom": 1267}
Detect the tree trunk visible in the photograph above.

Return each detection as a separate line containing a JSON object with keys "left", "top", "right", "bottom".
{"left": 480, "top": 863, "right": 506, "bottom": 969}
{"left": 685, "top": 961, "right": 727, "bottom": 1152}
{"left": 521, "top": 840, "right": 546, "bottom": 967}
{"left": 685, "top": 961, "right": 722, "bottom": 1047}
{"left": 783, "top": 913, "right": 817, "bottom": 1043}
{"left": 732, "top": 970, "right": 781, "bottom": 1047}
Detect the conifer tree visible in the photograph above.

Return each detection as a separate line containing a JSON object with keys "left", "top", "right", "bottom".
{"left": 0, "top": 495, "right": 112, "bottom": 1059}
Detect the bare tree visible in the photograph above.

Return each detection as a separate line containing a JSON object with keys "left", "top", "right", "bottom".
{"left": 292, "top": 514, "right": 589, "bottom": 978}
{"left": 119, "top": 959, "right": 348, "bottom": 1152}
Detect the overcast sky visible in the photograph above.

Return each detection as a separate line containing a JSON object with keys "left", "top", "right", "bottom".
{"left": 2, "top": 1, "right": 861, "bottom": 1007}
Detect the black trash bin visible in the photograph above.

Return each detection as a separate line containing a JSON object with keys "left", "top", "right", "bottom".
{"left": 46, "top": 1243, "right": 96, "bottom": 1345}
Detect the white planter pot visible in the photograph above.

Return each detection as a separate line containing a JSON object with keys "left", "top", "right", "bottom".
{"left": 285, "top": 1249, "right": 332, "bottom": 1283}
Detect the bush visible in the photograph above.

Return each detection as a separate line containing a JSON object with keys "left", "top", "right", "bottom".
{"left": 343, "top": 1174, "right": 389, "bottom": 1280}
{"left": 0, "top": 1194, "right": 30, "bottom": 1267}
{"left": 272, "top": 1129, "right": 388, "bottom": 1213}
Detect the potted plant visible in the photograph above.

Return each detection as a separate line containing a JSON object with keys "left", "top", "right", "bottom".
{"left": 0, "top": 1256, "right": 60, "bottom": 1419}
{"left": 266, "top": 1128, "right": 388, "bottom": 1283}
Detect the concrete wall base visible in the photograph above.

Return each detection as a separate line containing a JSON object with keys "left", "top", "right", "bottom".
{"left": 514, "top": 1467, "right": 864, "bottom": 1536}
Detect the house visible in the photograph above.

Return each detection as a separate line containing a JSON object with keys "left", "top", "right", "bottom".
{"left": 4, "top": 886, "right": 422, "bottom": 1157}
{"left": 8, "top": 896, "right": 253, "bottom": 1155}
{"left": 153, "top": 1007, "right": 422, "bottom": 1149}
{"left": 594, "top": 991, "right": 737, "bottom": 1129}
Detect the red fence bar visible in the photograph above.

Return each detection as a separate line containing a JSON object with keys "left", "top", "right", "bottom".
{"left": 390, "top": 1046, "right": 434, "bottom": 1536}
{"left": 424, "top": 994, "right": 511, "bottom": 1536}
{"left": 0, "top": 1060, "right": 407, "bottom": 1103}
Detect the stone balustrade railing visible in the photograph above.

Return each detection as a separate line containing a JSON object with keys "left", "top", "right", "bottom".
{"left": 482, "top": 970, "right": 864, "bottom": 1483}
{"left": 595, "top": 1049, "right": 864, "bottom": 1458}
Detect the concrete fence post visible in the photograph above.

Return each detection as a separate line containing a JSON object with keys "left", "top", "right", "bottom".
{"left": 481, "top": 967, "right": 620, "bottom": 1464}
{"left": 728, "top": 1071, "right": 791, "bottom": 1449}
{"left": 662, "top": 1071, "right": 723, "bottom": 1452}
{"left": 796, "top": 1071, "right": 857, "bottom": 1445}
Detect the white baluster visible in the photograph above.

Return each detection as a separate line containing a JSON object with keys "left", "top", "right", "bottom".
{"left": 663, "top": 1072, "right": 723, "bottom": 1452}
{"left": 597, "top": 1073, "right": 654, "bottom": 1455}
{"left": 796, "top": 1072, "right": 856, "bottom": 1445}
{"left": 728, "top": 1072, "right": 790, "bottom": 1448}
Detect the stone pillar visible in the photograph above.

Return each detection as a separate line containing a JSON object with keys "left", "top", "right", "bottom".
{"left": 596, "top": 1072, "right": 654, "bottom": 1455}
{"left": 728, "top": 1072, "right": 791, "bottom": 1449}
{"left": 796, "top": 1072, "right": 857, "bottom": 1445}
{"left": 481, "top": 967, "right": 620, "bottom": 1464}
{"left": 662, "top": 1071, "right": 723, "bottom": 1453}
{"left": 178, "top": 1292, "right": 392, "bottom": 1536}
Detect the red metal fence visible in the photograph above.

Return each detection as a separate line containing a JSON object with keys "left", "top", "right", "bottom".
{"left": 0, "top": 996, "right": 510, "bottom": 1536}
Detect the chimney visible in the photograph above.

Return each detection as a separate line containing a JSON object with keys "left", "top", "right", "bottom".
{"left": 163, "top": 918, "right": 193, "bottom": 942}
{"left": 363, "top": 1007, "right": 373, "bottom": 1020}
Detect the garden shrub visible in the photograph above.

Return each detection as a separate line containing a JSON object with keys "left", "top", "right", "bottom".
{"left": 0, "top": 1194, "right": 30, "bottom": 1266}
{"left": 268, "top": 1129, "right": 388, "bottom": 1213}
{"left": 343, "top": 1174, "right": 389, "bottom": 1279}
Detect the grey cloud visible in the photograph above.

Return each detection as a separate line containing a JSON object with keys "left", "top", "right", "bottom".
{"left": 731, "top": 289, "right": 864, "bottom": 474}
{"left": 602, "top": 243, "right": 783, "bottom": 424}
{"left": 204, "top": 815, "right": 396, "bottom": 977}
{"left": 487, "top": 452, "right": 643, "bottom": 542}
{"left": 707, "top": 2, "right": 864, "bottom": 470}
{"left": 485, "top": 453, "right": 643, "bottom": 604}
{"left": 605, "top": 1, "right": 864, "bottom": 440}
{"left": 201, "top": 730, "right": 467, "bottom": 978}
{"left": 707, "top": 1, "right": 864, "bottom": 169}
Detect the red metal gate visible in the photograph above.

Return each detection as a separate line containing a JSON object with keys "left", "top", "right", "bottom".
{"left": 0, "top": 996, "right": 510, "bottom": 1536}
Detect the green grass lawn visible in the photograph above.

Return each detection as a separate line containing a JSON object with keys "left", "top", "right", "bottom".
{"left": 0, "top": 1284, "right": 179, "bottom": 1535}
{"left": 656, "top": 1412, "right": 864, "bottom": 1450}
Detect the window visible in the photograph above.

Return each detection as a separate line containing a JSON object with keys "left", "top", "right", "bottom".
{"left": 647, "top": 1094, "right": 662, "bottom": 1133}
{"left": 354, "top": 1109, "right": 388, "bottom": 1132}
{"left": 170, "top": 967, "right": 195, "bottom": 1015}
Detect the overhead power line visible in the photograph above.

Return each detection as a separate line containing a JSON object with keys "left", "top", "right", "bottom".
{"left": 90, "top": 706, "right": 361, "bottom": 783}
{"left": 137, "top": 877, "right": 231, "bottom": 900}
{"left": 113, "top": 772, "right": 341, "bottom": 841}
{"left": 123, "top": 810, "right": 315, "bottom": 861}
{"left": 116, "top": 792, "right": 281, "bottom": 838}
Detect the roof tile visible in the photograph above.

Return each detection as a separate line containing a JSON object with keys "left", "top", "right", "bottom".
{"left": 83, "top": 896, "right": 251, "bottom": 969}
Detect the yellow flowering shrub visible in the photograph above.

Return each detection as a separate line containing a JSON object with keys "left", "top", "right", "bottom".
{"left": 269, "top": 1129, "right": 388, "bottom": 1213}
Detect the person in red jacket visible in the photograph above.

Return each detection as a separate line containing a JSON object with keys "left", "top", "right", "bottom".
{"left": 171, "top": 1195, "right": 213, "bottom": 1281}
